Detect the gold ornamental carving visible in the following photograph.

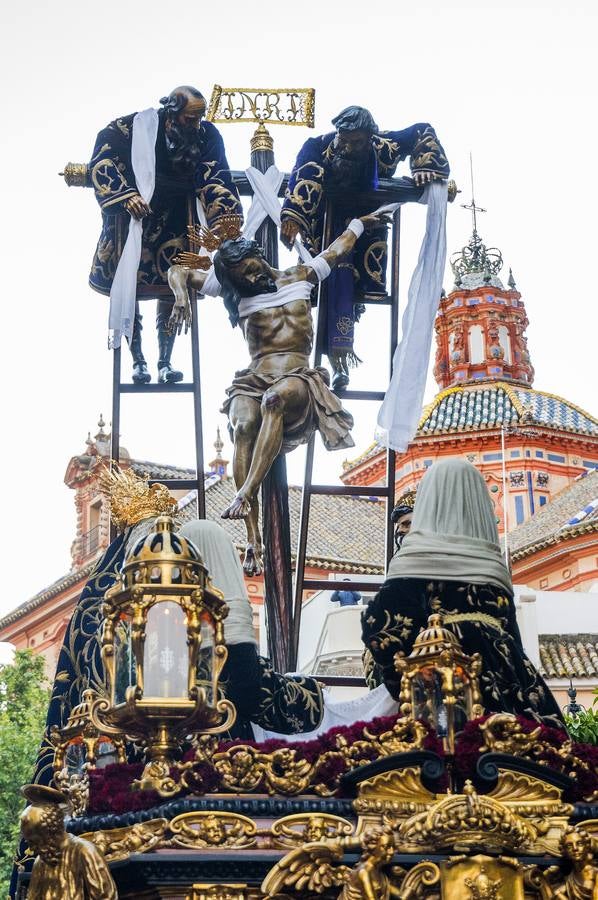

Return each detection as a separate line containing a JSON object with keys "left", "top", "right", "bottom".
{"left": 207, "top": 86, "right": 315, "bottom": 129}
{"left": 354, "top": 766, "right": 437, "bottom": 836}
{"left": 262, "top": 826, "right": 398, "bottom": 900}
{"left": 442, "top": 854, "right": 523, "bottom": 900}
{"left": 168, "top": 811, "right": 257, "bottom": 849}
{"left": 269, "top": 813, "right": 354, "bottom": 848}
{"left": 19, "top": 784, "right": 117, "bottom": 900}
{"left": 479, "top": 712, "right": 543, "bottom": 755}
{"left": 186, "top": 885, "right": 250, "bottom": 900}
{"left": 397, "top": 780, "right": 537, "bottom": 853}
{"left": 80, "top": 818, "right": 168, "bottom": 862}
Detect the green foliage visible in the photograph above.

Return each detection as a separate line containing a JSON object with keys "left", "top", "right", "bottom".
{"left": 565, "top": 706, "right": 598, "bottom": 745}
{"left": 0, "top": 650, "right": 50, "bottom": 896}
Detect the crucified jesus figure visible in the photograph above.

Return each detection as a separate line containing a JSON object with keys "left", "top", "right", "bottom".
{"left": 168, "top": 211, "right": 388, "bottom": 575}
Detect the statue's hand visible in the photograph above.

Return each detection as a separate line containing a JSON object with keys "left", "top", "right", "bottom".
{"left": 124, "top": 193, "right": 151, "bottom": 219}
{"left": 168, "top": 299, "right": 192, "bottom": 336}
{"left": 413, "top": 171, "right": 441, "bottom": 187}
{"left": 280, "top": 218, "right": 302, "bottom": 250}
{"left": 360, "top": 211, "right": 392, "bottom": 231}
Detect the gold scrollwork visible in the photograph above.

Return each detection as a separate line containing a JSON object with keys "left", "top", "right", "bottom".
{"left": 207, "top": 86, "right": 315, "bottom": 128}
{"left": 363, "top": 240, "right": 387, "bottom": 284}
{"left": 80, "top": 818, "right": 168, "bottom": 863}
{"left": 270, "top": 813, "right": 354, "bottom": 848}
{"left": 398, "top": 780, "right": 536, "bottom": 853}
{"left": 186, "top": 884, "right": 250, "bottom": 900}
{"left": 168, "top": 811, "right": 257, "bottom": 849}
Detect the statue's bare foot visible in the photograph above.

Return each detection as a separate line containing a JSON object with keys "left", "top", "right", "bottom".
{"left": 243, "top": 544, "right": 263, "bottom": 577}
{"left": 221, "top": 493, "right": 252, "bottom": 519}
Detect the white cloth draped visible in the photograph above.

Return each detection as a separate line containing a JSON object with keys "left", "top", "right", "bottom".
{"left": 199, "top": 163, "right": 325, "bottom": 298}
{"left": 237, "top": 280, "right": 314, "bottom": 319}
{"left": 108, "top": 108, "right": 159, "bottom": 349}
{"left": 244, "top": 166, "right": 285, "bottom": 240}
{"left": 179, "top": 520, "right": 257, "bottom": 645}
{"left": 252, "top": 682, "right": 398, "bottom": 743}
{"left": 377, "top": 181, "right": 448, "bottom": 451}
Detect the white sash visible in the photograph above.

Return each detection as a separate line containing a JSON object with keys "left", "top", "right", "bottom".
{"left": 377, "top": 181, "right": 448, "bottom": 451}
{"left": 108, "top": 108, "right": 159, "bottom": 349}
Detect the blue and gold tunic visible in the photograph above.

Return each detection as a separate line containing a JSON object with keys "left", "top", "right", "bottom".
{"left": 281, "top": 124, "right": 449, "bottom": 360}
{"left": 87, "top": 111, "right": 242, "bottom": 299}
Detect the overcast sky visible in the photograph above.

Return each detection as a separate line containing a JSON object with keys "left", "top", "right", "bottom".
{"left": 1, "top": 0, "right": 596, "bottom": 616}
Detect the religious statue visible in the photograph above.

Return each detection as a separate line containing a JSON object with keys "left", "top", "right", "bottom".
{"left": 19, "top": 784, "right": 117, "bottom": 899}
{"left": 279, "top": 105, "right": 450, "bottom": 390}
{"left": 168, "top": 210, "right": 389, "bottom": 574}
{"left": 262, "top": 826, "right": 400, "bottom": 900}
{"left": 552, "top": 827, "right": 598, "bottom": 899}
{"left": 486, "top": 322, "right": 504, "bottom": 359}
{"left": 390, "top": 489, "right": 416, "bottom": 552}
{"left": 88, "top": 85, "right": 241, "bottom": 382}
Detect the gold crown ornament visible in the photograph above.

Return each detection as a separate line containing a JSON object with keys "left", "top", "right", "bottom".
{"left": 99, "top": 465, "right": 178, "bottom": 532}
{"left": 395, "top": 489, "right": 417, "bottom": 511}
{"left": 173, "top": 216, "right": 244, "bottom": 269}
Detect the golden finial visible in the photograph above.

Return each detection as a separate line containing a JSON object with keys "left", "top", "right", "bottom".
{"left": 99, "top": 464, "right": 178, "bottom": 532}
{"left": 251, "top": 122, "right": 274, "bottom": 153}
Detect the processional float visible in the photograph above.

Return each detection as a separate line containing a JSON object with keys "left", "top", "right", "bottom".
{"left": 14, "top": 86, "right": 598, "bottom": 900}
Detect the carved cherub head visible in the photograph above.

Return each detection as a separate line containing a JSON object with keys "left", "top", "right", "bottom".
{"left": 361, "top": 827, "right": 395, "bottom": 864}
{"left": 304, "top": 817, "right": 328, "bottom": 843}
{"left": 200, "top": 814, "right": 227, "bottom": 845}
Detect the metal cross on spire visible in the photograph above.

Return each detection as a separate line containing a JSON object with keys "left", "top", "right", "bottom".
{"left": 461, "top": 152, "right": 486, "bottom": 237}
{"left": 451, "top": 154, "right": 503, "bottom": 279}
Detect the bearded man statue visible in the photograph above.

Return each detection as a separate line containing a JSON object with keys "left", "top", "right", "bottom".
{"left": 87, "top": 85, "right": 242, "bottom": 383}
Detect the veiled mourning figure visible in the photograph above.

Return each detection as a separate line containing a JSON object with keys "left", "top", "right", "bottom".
{"left": 179, "top": 519, "right": 324, "bottom": 736}
{"left": 361, "top": 458, "right": 563, "bottom": 727}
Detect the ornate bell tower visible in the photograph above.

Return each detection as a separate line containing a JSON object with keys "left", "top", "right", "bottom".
{"left": 434, "top": 228, "right": 534, "bottom": 390}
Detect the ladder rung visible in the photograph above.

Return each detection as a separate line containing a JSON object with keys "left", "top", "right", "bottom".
{"left": 149, "top": 479, "right": 198, "bottom": 490}
{"left": 335, "top": 389, "right": 386, "bottom": 401}
{"left": 308, "top": 485, "right": 390, "bottom": 497}
{"left": 360, "top": 294, "right": 392, "bottom": 305}
{"left": 119, "top": 383, "right": 196, "bottom": 394}
{"left": 302, "top": 579, "right": 384, "bottom": 592}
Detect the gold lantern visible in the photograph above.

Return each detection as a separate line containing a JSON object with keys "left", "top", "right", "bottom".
{"left": 50, "top": 690, "right": 127, "bottom": 776}
{"left": 89, "top": 515, "right": 236, "bottom": 790}
{"left": 395, "top": 613, "right": 483, "bottom": 753}
{"left": 48, "top": 691, "right": 127, "bottom": 816}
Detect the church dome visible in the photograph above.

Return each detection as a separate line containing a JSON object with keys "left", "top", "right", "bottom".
{"left": 419, "top": 383, "right": 598, "bottom": 438}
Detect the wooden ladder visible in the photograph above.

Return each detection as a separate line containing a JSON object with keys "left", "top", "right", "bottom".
{"left": 109, "top": 196, "right": 206, "bottom": 525}
{"left": 291, "top": 185, "right": 412, "bottom": 672}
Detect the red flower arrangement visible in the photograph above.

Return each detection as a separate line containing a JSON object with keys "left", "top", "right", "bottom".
{"left": 87, "top": 714, "right": 598, "bottom": 816}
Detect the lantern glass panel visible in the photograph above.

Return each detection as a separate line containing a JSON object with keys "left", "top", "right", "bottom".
{"left": 411, "top": 667, "right": 449, "bottom": 736}
{"left": 113, "top": 618, "right": 135, "bottom": 705}
{"left": 197, "top": 618, "right": 215, "bottom": 705}
{"left": 65, "top": 741, "right": 87, "bottom": 775}
{"left": 143, "top": 601, "right": 188, "bottom": 698}
{"left": 453, "top": 667, "right": 470, "bottom": 734}
{"left": 95, "top": 739, "right": 119, "bottom": 769}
